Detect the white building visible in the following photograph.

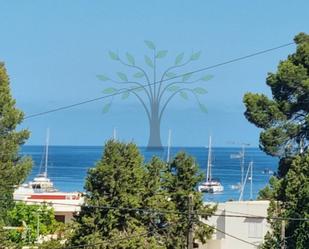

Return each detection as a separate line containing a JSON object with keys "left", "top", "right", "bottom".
{"left": 14, "top": 188, "right": 84, "bottom": 223}
{"left": 199, "top": 200, "right": 270, "bottom": 249}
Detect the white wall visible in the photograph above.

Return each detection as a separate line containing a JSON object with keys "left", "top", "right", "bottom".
{"left": 199, "top": 200, "right": 270, "bottom": 249}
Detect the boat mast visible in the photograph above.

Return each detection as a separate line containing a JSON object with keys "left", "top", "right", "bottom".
{"left": 113, "top": 127, "right": 117, "bottom": 140}
{"left": 250, "top": 161, "right": 253, "bottom": 200}
{"left": 44, "top": 128, "right": 50, "bottom": 178}
{"left": 239, "top": 161, "right": 253, "bottom": 201}
{"left": 166, "top": 129, "right": 172, "bottom": 163}
{"left": 206, "top": 136, "right": 212, "bottom": 182}
{"left": 241, "top": 144, "right": 245, "bottom": 191}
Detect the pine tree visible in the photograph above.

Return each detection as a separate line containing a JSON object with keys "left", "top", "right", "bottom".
{"left": 0, "top": 62, "right": 32, "bottom": 222}
{"left": 165, "top": 152, "right": 216, "bottom": 248}
{"left": 68, "top": 140, "right": 166, "bottom": 248}
{"left": 243, "top": 33, "right": 309, "bottom": 248}
{"left": 68, "top": 141, "right": 215, "bottom": 248}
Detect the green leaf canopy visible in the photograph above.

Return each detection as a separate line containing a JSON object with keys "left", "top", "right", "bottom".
{"left": 144, "top": 40, "right": 156, "bottom": 50}
{"left": 117, "top": 72, "right": 128, "bottom": 82}
{"left": 175, "top": 52, "right": 184, "bottom": 65}
{"left": 0, "top": 63, "right": 32, "bottom": 223}
{"left": 126, "top": 52, "right": 135, "bottom": 65}
{"left": 179, "top": 91, "right": 188, "bottom": 100}
{"left": 133, "top": 72, "right": 144, "bottom": 78}
{"left": 144, "top": 55, "right": 154, "bottom": 68}
{"left": 156, "top": 50, "right": 168, "bottom": 59}
{"left": 190, "top": 51, "right": 201, "bottom": 61}
{"left": 193, "top": 87, "right": 207, "bottom": 95}
{"left": 243, "top": 33, "right": 309, "bottom": 157}
{"left": 109, "top": 51, "right": 119, "bottom": 60}
{"left": 102, "top": 87, "right": 117, "bottom": 94}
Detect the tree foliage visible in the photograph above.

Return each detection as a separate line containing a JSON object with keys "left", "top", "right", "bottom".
{"left": 244, "top": 33, "right": 309, "bottom": 158}
{"left": 7, "top": 202, "right": 61, "bottom": 245}
{"left": 165, "top": 152, "right": 216, "bottom": 247}
{"left": 38, "top": 239, "right": 65, "bottom": 249}
{"left": 68, "top": 140, "right": 215, "bottom": 248}
{"left": 259, "top": 153, "right": 309, "bottom": 249}
{"left": 97, "top": 41, "right": 213, "bottom": 148}
{"left": 0, "top": 62, "right": 32, "bottom": 219}
{"left": 243, "top": 33, "right": 309, "bottom": 248}
{"left": 0, "top": 62, "right": 32, "bottom": 246}
{"left": 68, "top": 140, "right": 167, "bottom": 248}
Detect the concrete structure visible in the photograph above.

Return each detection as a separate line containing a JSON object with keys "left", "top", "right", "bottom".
{"left": 199, "top": 200, "right": 270, "bottom": 249}
{"left": 14, "top": 191, "right": 84, "bottom": 223}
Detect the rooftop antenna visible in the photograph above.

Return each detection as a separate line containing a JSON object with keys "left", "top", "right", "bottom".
{"left": 166, "top": 129, "right": 172, "bottom": 163}
{"left": 44, "top": 128, "right": 50, "bottom": 178}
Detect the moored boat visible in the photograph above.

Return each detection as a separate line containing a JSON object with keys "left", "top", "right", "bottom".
{"left": 198, "top": 136, "right": 224, "bottom": 193}
{"left": 13, "top": 129, "right": 84, "bottom": 223}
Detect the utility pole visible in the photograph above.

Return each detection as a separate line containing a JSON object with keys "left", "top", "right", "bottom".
{"left": 187, "top": 194, "right": 193, "bottom": 249}
{"left": 281, "top": 220, "right": 286, "bottom": 249}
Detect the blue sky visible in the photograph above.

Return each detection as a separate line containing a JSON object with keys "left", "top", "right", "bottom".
{"left": 0, "top": 0, "right": 308, "bottom": 146}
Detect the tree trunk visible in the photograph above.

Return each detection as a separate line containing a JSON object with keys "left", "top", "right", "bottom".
{"left": 147, "top": 105, "right": 163, "bottom": 150}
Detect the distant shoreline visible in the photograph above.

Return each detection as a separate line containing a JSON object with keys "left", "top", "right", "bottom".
{"left": 22, "top": 145, "right": 261, "bottom": 149}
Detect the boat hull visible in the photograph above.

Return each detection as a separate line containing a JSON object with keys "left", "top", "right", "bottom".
{"left": 198, "top": 183, "right": 224, "bottom": 193}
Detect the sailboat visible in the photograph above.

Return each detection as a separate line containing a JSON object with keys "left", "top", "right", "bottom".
{"left": 198, "top": 136, "right": 224, "bottom": 193}
{"left": 14, "top": 129, "right": 82, "bottom": 202}
{"left": 13, "top": 129, "right": 57, "bottom": 193}
{"left": 28, "top": 129, "right": 57, "bottom": 192}
{"left": 12, "top": 129, "right": 84, "bottom": 225}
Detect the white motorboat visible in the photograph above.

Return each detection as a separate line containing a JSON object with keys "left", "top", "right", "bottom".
{"left": 198, "top": 136, "right": 224, "bottom": 193}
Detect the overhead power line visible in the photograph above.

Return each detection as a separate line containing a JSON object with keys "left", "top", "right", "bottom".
{"left": 24, "top": 42, "right": 294, "bottom": 119}
{"left": 5, "top": 198, "right": 309, "bottom": 221}
{"left": 206, "top": 223, "right": 259, "bottom": 248}
{"left": 64, "top": 221, "right": 175, "bottom": 249}
{"left": 64, "top": 221, "right": 260, "bottom": 249}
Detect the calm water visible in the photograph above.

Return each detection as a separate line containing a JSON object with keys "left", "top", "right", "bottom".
{"left": 21, "top": 146, "right": 278, "bottom": 203}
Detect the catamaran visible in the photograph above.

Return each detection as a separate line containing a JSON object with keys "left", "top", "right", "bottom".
{"left": 14, "top": 129, "right": 82, "bottom": 205}
{"left": 198, "top": 136, "right": 224, "bottom": 193}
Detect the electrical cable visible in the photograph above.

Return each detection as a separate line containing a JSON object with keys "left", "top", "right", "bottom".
{"left": 64, "top": 221, "right": 175, "bottom": 249}
{"left": 205, "top": 222, "right": 259, "bottom": 248}
{"left": 2, "top": 197, "right": 309, "bottom": 221}
{"left": 24, "top": 42, "right": 294, "bottom": 119}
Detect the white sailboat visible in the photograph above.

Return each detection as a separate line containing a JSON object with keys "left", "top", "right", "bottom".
{"left": 14, "top": 129, "right": 82, "bottom": 202}
{"left": 21, "top": 128, "right": 57, "bottom": 192}
{"left": 198, "top": 136, "right": 224, "bottom": 193}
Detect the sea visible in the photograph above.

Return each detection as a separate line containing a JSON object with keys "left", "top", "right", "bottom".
{"left": 21, "top": 146, "right": 278, "bottom": 203}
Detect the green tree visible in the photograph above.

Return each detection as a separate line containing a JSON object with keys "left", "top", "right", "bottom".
{"left": 243, "top": 33, "right": 309, "bottom": 158}
{"left": 38, "top": 239, "right": 65, "bottom": 249}
{"left": 141, "top": 156, "right": 177, "bottom": 247}
{"left": 165, "top": 152, "right": 216, "bottom": 248}
{"left": 243, "top": 33, "right": 309, "bottom": 248}
{"left": 97, "top": 41, "right": 212, "bottom": 149}
{"left": 7, "top": 202, "right": 61, "bottom": 245}
{"left": 68, "top": 141, "right": 215, "bottom": 248}
{"left": 259, "top": 153, "right": 309, "bottom": 249}
{"left": 68, "top": 140, "right": 166, "bottom": 248}
{"left": 0, "top": 62, "right": 32, "bottom": 242}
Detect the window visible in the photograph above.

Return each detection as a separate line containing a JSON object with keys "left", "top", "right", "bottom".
{"left": 247, "top": 218, "right": 263, "bottom": 238}
{"left": 55, "top": 215, "right": 65, "bottom": 223}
